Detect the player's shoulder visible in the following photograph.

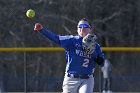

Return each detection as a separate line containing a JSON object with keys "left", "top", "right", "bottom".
{"left": 96, "top": 43, "right": 101, "bottom": 47}
{"left": 59, "top": 35, "right": 80, "bottom": 40}
{"left": 72, "top": 35, "right": 81, "bottom": 39}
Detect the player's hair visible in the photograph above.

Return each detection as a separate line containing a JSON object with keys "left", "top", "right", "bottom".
{"left": 80, "top": 18, "right": 89, "bottom": 21}
{"left": 79, "top": 18, "right": 92, "bottom": 27}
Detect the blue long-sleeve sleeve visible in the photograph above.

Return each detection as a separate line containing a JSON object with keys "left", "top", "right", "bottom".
{"left": 94, "top": 44, "right": 105, "bottom": 67}
{"left": 39, "top": 28, "right": 60, "bottom": 45}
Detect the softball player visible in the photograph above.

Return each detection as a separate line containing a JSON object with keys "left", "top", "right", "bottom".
{"left": 101, "top": 59, "right": 112, "bottom": 93}
{"left": 34, "top": 18, "right": 104, "bottom": 93}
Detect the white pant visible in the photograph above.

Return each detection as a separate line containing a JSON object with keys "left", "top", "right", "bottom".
{"left": 62, "top": 75, "right": 94, "bottom": 93}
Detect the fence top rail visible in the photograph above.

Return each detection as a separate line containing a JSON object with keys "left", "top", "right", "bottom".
{"left": 0, "top": 47, "right": 140, "bottom": 52}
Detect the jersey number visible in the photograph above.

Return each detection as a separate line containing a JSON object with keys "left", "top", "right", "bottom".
{"left": 82, "top": 59, "right": 89, "bottom": 67}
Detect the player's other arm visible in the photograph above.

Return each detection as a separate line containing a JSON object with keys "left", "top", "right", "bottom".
{"left": 93, "top": 44, "right": 104, "bottom": 66}
{"left": 34, "top": 23, "right": 60, "bottom": 45}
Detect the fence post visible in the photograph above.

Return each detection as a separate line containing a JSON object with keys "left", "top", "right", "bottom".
{"left": 24, "top": 52, "right": 27, "bottom": 93}
{"left": 99, "top": 66, "right": 102, "bottom": 93}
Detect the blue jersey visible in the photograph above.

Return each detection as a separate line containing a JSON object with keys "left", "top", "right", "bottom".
{"left": 39, "top": 28, "right": 104, "bottom": 75}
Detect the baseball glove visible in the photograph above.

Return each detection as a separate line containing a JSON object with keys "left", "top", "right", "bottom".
{"left": 82, "top": 33, "right": 97, "bottom": 54}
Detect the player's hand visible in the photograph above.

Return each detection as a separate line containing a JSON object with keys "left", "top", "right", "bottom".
{"left": 34, "top": 23, "right": 43, "bottom": 31}
{"left": 94, "top": 55, "right": 104, "bottom": 65}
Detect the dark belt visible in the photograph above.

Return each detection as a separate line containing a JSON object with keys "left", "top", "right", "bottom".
{"left": 67, "top": 73, "right": 90, "bottom": 79}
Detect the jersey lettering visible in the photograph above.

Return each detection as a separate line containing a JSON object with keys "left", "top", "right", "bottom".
{"left": 75, "top": 49, "right": 91, "bottom": 58}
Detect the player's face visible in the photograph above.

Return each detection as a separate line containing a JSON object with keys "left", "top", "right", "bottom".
{"left": 77, "top": 21, "right": 91, "bottom": 37}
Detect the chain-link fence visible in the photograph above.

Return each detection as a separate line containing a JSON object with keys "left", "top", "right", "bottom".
{"left": 0, "top": 48, "right": 140, "bottom": 92}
